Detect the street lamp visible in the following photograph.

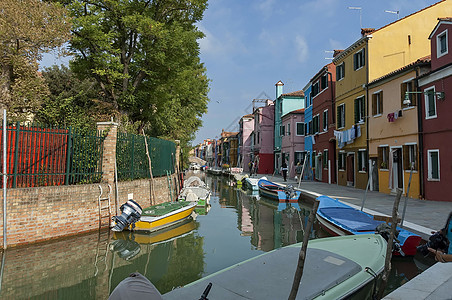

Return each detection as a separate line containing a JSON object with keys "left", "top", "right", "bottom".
{"left": 404, "top": 91, "right": 445, "bottom": 106}
{"left": 348, "top": 7, "right": 362, "bottom": 28}
{"left": 385, "top": 10, "right": 400, "bottom": 20}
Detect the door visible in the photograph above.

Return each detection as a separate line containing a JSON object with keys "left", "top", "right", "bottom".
{"left": 347, "top": 153, "right": 355, "bottom": 187}
{"left": 370, "top": 158, "right": 379, "bottom": 191}
{"left": 392, "top": 148, "right": 403, "bottom": 192}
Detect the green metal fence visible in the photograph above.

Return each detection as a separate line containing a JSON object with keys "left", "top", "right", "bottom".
{"left": 116, "top": 132, "right": 176, "bottom": 180}
{"left": 0, "top": 122, "right": 104, "bottom": 188}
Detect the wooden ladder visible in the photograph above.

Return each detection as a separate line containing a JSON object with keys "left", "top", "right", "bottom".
{"left": 98, "top": 184, "right": 112, "bottom": 228}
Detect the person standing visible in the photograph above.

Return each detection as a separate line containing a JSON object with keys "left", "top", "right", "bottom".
{"left": 281, "top": 161, "right": 288, "bottom": 182}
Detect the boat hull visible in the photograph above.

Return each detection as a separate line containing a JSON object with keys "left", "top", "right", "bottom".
{"left": 132, "top": 202, "right": 197, "bottom": 232}
{"left": 163, "top": 234, "right": 386, "bottom": 300}
{"left": 258, "top": 179, "right": 301, "bottom": 202}
{"left": 316, "top": 195, "right": 421, "bottom": 256}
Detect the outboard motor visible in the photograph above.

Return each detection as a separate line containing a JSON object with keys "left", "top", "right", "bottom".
{"left": 284, "top": 184, "right": 296, "bottom": 200}
{"left": 112, "top": 200, "right": 142, "bottom": 232}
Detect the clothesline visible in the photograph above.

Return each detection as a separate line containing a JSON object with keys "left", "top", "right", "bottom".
{"left": 334, "top": 124, "right": 362, "bottom": 149}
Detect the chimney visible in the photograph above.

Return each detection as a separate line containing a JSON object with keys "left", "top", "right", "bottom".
{"left": 275, "top": 81, "right": 284, "bottom": 99}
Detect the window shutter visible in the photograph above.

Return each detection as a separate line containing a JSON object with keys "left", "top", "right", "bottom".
{"left": 403, "top": 145, "right": 409, "bottom": 170}
{"left": 343, "top": 62, "right": 345, "bottom": 78}
{"left": 362, "top": 97, "right": 365, "bottom": 119}
{"left": 362, "top": 48, "right": 365, "bottom": 66}
{"left": 380, "top": 92, "right": 383, "bottom": 114}
{"left": 354, "top": 99, "right": 359, "bottom": 123}
{"left": 337, "top": 107, "right": 340, "bottom": 127}
{"left": 353, "top": 53, "right": 357, "bottom": 70}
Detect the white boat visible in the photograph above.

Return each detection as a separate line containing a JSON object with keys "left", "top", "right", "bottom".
{"left": 244, "top": 176, "right": 267, "bottom": 191}
{"left": 178, "top": 176, "right": 211, "bottom": 207}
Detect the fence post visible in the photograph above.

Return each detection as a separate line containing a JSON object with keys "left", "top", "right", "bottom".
{"left": 12, "top": 121, "right": 20, "bottom": 188}
{"left": 64, "top": 126, "right": 72, "bottom": 185}
{"left": 96, "top": 122, "right": 118, "bottom": 185}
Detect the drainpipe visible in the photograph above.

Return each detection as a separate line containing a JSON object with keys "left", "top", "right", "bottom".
{"left": 326, "top": 68, "right": 335, "bottom": 183}
{"left": 365, "top": 44, "right": 370, "bottom": 191}
{"left": 415, "top": 67, "right": 424, "bottom": 199}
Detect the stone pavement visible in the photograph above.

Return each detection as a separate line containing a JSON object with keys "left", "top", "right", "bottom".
{"left": 263, "top": 174, "right": 452, "bottom": 300}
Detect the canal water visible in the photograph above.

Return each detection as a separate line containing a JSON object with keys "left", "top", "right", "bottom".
{"left": 0, "top": 172, "right": 435, "bottom": 299}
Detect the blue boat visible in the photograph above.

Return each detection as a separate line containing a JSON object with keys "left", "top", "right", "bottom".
{"left": 316, "top": 195, "right": 421, "bottom": 256}
{"left": 258, "top": 179, "right": 301, "bottom": 202}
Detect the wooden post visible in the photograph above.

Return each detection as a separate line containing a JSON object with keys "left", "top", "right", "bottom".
{"left": 377, "top": 188, "right": 403, "bottom": 299}
{"left": 288, "top": 199, "right": 319, "bottom": 300}
{"left": 142, "top": 130, "right": 155, "bottom": 205}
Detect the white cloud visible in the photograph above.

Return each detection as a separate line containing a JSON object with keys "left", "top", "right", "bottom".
{"left": 198, "top": 24, "right": 247, "bottom": 58}
{"left": 295, "top": 35, "right": 309, "bottom": 63}
{"left": 256, "top": 0, "right": 277, "bottom": 18}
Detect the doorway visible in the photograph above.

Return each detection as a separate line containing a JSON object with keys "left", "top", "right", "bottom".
{"left": 346, "top": 153, "right": 355, "bottom": 187}
{"left": 391, "top": 147, "right": 403, "bottom": 193}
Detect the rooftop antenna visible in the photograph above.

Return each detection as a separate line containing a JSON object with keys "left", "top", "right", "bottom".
{"left": 385, "top": 10, "right": 400, "bottom": 20}
{"left": 348, "top": 6, "right": 362, "bottom": 28}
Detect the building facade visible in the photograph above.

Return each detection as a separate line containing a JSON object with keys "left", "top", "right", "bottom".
{"left": 252, "top": 100, "right": 275, "bottom": 174}
{"left": 238, "top": 114, "right": 255, "bottom": 172}
{"left": 281, "top": 109, "right": 305, "bottom": 179}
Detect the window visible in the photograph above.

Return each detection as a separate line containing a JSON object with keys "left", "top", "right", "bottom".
{"left": 313, "top": 115, "right": 319, "bottom": 134}
{"left": 338, "top": 152, "right": 346, "bottom": 170}
{"left": 323, "top": 110, "right": 328, "bottom": 131}
{"left": 295, "top": 151, "right": 305, "bottom": 166}
{"left": 281, "top": 125, "right": 285, "bottom": 136}
{"left": 354, "top": 96, "right": 365, "bottom": 124}
{"left": 358, "top": 150, "right": 367, "bottom": 172}
{"left": 403, "top": 144, "right": 418, "bottom": 171}
{"left": 323, "top": 149, "right": 328, "bottom": 168}
{"left": 401, "top": 80, "right": 416, "bottom": 107}
{"left": 312, "top": 151, "right": 316, "bottom": 168}
{"left": 425, "top": 87, "right": 437, "bottom": 119}
{"left": 312, "top": 81, "right": 320, "bottom": 98}
{"left": 296, "top": 122, "right": 305, "bottom": 136}
{"left": 257, "top": 131, "right": 260, "bottom": 144}
{"left": 378, "top": 146, "right": 389, "bottom": 169}
{"left": 437, "top": 30, "right": 448, "bottom": 58}
{"left": 353, "top": 48, "right": 365, "bottom": 70}
{"left": 321, "top": 74, "right": 328, "bottom": 90}
{"left": 287, "top": 124, "right": 291, "bottom": 136}
{"left": 372, "top": 91, "right": 383, "bottom": 116}
{"left": 337, "top": 103, "right": 345, "bottom": 129}
{"left": 304, "top": 123, "right": 308, "bottom": 136}
{"left": 427, "top": 149, "right": 440, "bottom": 180}
{"left": 336, "top": 62, "right": 345, "bottom": 80}
{"left": 309, "top": 120, "right": 313, "bottom": 135}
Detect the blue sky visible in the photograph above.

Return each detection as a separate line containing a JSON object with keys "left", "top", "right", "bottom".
{"left": 40, "top": 0, "right": 441, "bottom": 145}
{"left": 193, "top": 0, "right": 441, "bottom": 145}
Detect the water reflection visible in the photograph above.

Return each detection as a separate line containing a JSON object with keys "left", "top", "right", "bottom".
{"left": 0, "top": 173, "right": 434, "bottom": 299}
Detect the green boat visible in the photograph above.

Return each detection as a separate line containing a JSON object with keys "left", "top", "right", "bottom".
{"left": 162, "top": 234, "right": 386, "bottom": 299}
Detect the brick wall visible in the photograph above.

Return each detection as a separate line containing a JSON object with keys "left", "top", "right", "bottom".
{"left": 0, "top": 175, "right": 178, "bottom": 248}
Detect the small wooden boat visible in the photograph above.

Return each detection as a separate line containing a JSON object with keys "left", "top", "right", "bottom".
{"left": 243, "top": 176, "right": 267, "bottom": 191}
{"left": 162, "top": 234, "right": 387, "bottom": 300}
{"left": 316, "top": 195, "right": 421, "bottom": 256}
{"left": 134, "top": 201, "right": 197, "bottom": 232}
{"left": 178, "top": 176, "right": 211, "bottom": 207}
{"left": 258, "top": 179, "right": 301, "bottom": 202}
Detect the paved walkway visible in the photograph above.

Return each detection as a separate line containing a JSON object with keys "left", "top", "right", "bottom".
{"left": 262, "top": 175, "right": 452, "bottom": 300}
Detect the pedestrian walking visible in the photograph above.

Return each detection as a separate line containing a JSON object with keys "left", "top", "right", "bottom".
{"left": 281, "top": 162, "right": 288, "bottom": 182}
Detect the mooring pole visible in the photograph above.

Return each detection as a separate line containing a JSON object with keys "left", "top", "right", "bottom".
{"left": 2, "top": 109, "right": 7, "bottom": 250}
{"left": 360, "top": 161, "right": 374, "bottom": 211}
{"left": 377, "top": 188, "right": 402, "bottom": 299}
{"left": 400, "top": 162, "right": 414, "bottom": 227}
{"left": 288, "top": 199, "right": 319, "bottom": 300}
{"left": 297, "top": 152, "right": 308, "bottom": 189}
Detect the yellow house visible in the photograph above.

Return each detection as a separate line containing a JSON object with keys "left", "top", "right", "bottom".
{"left": 367, "top": 58, "right": 430, "bottom": 198}
{"left": 333, "top": 0, "right": 452, "bottom": 190}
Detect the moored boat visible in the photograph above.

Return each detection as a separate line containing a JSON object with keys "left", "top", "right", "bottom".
{"left": 112, "top": 200, "right": 197, "bottom": 233}
{"left": 178, "top": 176, "right": 211, "bottom": 207}
{"left": 162, "top": 234, "right": 387, "bottom": 299}
{"left": 243, "top": 176, "right": 267, "bottom": 191}
{"left": 258, "top": 178, "right": 301, "bottom": 202}
{"left": 316, "top": 195, "right": 421, "bottom": 256}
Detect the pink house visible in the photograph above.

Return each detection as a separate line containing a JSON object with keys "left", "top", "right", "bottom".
{"left": 239, "top": 114, "right": 254, "bottom": 171}
{"left": 252, "top": 100, "right": 274, "bottom": 174}
{"left": 281, "top": 109, "right": 305, "bottom": 178}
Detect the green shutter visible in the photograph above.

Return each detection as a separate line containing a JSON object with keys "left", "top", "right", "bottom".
{"left": 354, "top": 99, "right": 358, "bottom": 123}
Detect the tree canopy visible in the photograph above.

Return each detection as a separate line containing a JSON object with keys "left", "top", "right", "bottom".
{"left": 0, "top": 0, "right": 71, "bottom": 120}
{"left": 64, "top": 0, "right": 210, "bottom": 143}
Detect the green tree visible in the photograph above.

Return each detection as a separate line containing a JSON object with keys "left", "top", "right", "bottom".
{"left": 37, "top": 64, "right": 113, "bottom": 129}
{"left": 64, "top": 0, "right": 210, "bottom": 140}
{"left": 0, "top": 0, "right": 71, "bottom": 120}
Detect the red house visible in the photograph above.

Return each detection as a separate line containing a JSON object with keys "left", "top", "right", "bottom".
{"left": 417, "top": 18, "right": 452, "bottom": 202}
{"left": 310, "top": 63, "right": 337, "bottom": 184}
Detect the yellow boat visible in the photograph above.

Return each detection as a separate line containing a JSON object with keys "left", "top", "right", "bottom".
{"left": 132, "top": 201, "right": 197, "bottom": 232}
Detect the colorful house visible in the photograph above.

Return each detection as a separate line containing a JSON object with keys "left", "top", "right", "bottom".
{"left": 367, "top": 57, "right": 430, "bottom": 198}
{"left": 310, "top": 63, "right": 337, "bottom": 184}
{"left": 273, "top": 81, "right": 305, "bottom": 172}
{"left": 302, "top": 83, "right": 313, "bottom": 180}
{"left": 417, "top": 18, "right": 452, "bottom": 202}
{"left": 238, "top": 114, "right": 254, "bottom": 172}
{"left": 333, "top": 0, "right": 452, "bottom": 189}
{"left": 252, "top": 100, "right": 274, "bottom": 174}
{"left": 281, "top": 109, "right": 305, "bottom": 179}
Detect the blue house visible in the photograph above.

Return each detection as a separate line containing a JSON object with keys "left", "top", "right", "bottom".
{"left": 273, "top": 81, "right": 305, "bottom": 172}
{"left": 303, "top": 82, "right": 313, "bottom": 180}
